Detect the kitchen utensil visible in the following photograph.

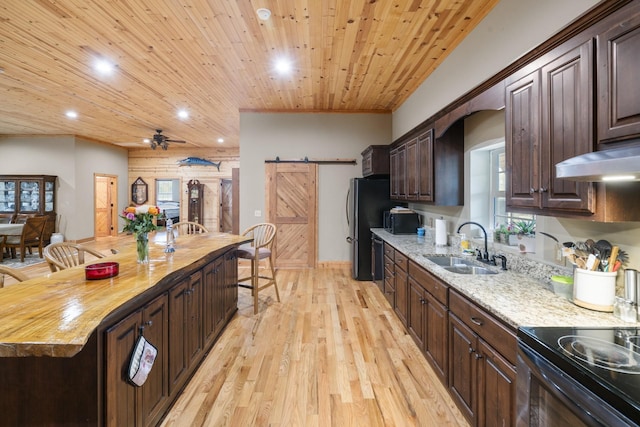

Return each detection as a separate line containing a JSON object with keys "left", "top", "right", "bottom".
{"left": 608, "top": 246, "right": 619, "bottom": 270}
{"left": 594, "top": 239, "right": 612, "bottom": 262}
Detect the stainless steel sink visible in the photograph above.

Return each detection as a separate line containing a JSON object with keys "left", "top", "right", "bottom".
{"left": 442, "top": 265, "right": 497, "bottom": 275}
{"left": 424, "top": 255, "right": 498, "bottom": 275}
{"left": 424, "top": 255, "right": 477, "bottom": 267}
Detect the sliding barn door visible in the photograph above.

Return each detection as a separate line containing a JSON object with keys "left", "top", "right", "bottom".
{"left": 265, "top": 163, "right": 317, "bottom": 268}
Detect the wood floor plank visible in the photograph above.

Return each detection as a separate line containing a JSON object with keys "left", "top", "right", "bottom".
{"left": 5, "top": 236, "right": 469, "bottom": 426}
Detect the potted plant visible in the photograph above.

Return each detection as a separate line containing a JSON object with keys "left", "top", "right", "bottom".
{"left": 509, "top": 220, "right": 536, "bottom": 252}
{"left": 495, "top": 224, "right": 510, "bottom": 244}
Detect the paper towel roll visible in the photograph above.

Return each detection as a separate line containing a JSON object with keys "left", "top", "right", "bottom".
{"left": 435, "top": 219, "right": 447, "bottom": 246}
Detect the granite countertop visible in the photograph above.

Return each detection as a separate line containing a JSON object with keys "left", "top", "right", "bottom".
{"left": 372, "top": 229, "right": 637, "bottom": 329}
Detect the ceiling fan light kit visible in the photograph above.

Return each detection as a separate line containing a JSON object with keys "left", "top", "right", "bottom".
{"left": 149, "top": 129, "right": 186, "bottom": 150}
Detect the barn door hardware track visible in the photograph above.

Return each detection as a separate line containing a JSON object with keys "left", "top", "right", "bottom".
{"left": 265, "top": 156, "right": 356, "bottom": 165}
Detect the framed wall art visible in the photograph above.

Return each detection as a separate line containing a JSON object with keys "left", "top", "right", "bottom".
{"left": 131, "top": 177, "right": 148, "bottom": 205}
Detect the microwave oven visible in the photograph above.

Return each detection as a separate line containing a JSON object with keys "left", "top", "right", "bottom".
{"left": 383, "top": 211, "right": 421, "bottom": 234}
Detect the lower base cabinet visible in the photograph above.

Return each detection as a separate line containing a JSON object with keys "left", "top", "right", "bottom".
{"left": 105, "top": 249, "right": 239, "bottom": 426}
{"left": 382, "top": 242, "right": 517, "bottom": 427}
{"left": 448, "top": 290, "right": 516, "bottom": 427}
{"left": 106, "top": 294, "right": 169, "bottom": 427}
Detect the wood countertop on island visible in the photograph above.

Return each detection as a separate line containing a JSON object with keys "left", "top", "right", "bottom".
{"left": 0, "top": 232, "right": 250, "bottom": 358}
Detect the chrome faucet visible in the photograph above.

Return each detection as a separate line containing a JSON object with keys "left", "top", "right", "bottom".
{"left": 457, "top": 221, "right": 489, "bottom": 262}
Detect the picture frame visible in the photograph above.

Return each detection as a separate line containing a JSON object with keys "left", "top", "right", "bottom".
{"left": 131, "top": 177, "right": 148, "bottom": 205}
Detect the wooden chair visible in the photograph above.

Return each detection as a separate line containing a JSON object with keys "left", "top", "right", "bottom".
{"left": 0, "top": 235, "right": 5, "bottom": 262}
{"left": 171, "top": 221, "right": 209, "bottom": 237}
{"left": 0, "top": 265, "right": 29, "bottom": 288}
{"left": 43, "top": 242, "right": 106, "bottom": 272}
{"left": 237, "top": 223, "right": 280, "bottom": 314}
{"left": 5, "top": 215, "right": 47, "bottom": 262}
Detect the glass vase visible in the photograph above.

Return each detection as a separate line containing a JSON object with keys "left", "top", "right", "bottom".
{"left": 136, "top": 232, "right": 149, "bottom": 264}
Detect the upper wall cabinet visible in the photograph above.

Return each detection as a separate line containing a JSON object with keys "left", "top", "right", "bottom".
{"left": 361, "top": 145, "right": 390, "bottom": 177}
{"left": 506, "top": 41, "right": 595, "bottom": 215}
{"left": 390, "top": 123, "right": 462, "bottom": 206}
{"left": 597, "top": 10, "right": 640, "bottom": 146}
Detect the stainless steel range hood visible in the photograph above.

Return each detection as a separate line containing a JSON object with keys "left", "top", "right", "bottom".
{"left": 555, "top": 145, "right": 640, "bottom": 182}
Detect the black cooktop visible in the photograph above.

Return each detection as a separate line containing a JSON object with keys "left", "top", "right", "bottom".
{"left": 519, "top": 326, "right": 640, "bottom": 423}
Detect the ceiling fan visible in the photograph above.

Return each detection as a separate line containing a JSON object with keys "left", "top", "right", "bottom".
{"left": 149, "top": 129, "right": 186, "bottom": 150}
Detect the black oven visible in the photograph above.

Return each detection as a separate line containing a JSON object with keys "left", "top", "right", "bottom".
{"left": 517, "top": 327, "right": 640, "bottom": 426}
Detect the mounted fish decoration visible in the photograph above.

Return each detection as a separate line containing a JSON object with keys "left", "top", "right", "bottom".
{"left": 177, "top": 157, "right": 221, "bottom": 171}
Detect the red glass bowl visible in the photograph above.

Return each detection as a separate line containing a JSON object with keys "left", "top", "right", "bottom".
{"left": 85, "top": 262, "right": 119, "bottom": 280}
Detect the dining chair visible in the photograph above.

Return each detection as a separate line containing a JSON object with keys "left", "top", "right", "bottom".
{"left": 5, "top": 215, "right": 47, "bottom": 262}
{"left": 43, "top": 242, "right": 106, "bottom": 272}
{"left": 13, "top": 214, "right": 31, "bottom": 224}
{"left": 237, "top": 223, "right": 280, "bottom": 314}
{"left": 0, "top": 265, "right": 29, "bottom": 288}
{"left": 171, "top": 221, "right": 209, "bottom": 236}
{"left": 0, "top": 235, "right": 5, "bottom": 262}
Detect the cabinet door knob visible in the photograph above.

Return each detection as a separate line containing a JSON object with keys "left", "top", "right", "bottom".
{"left": 468, "top": 347, "right": 474, "bottom": 354}
{"left": 539, "top": 187, "right": 547, "bottom": 193}
{"left": 475, "top": 353, "right": 483, "bottom": 360}
{"left": 529, "top": 187, "right": 537, "bottom": 194}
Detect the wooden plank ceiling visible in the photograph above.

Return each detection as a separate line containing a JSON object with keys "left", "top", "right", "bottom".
{"left": 0, "top": 0, "right": 499, "bottom": 148}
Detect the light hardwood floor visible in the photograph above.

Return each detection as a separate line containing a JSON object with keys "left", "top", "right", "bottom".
{"left": 3, "top": 236, "right": 469, "bottom": 426}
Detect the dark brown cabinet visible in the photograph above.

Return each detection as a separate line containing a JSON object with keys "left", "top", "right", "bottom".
{"left": 407, "top": 261, "right": 448, "bottom": 383}
{"left": 506, "top": 40, "right": 595, "bottom": 215}
{"left": 417, "top": 130, "right": 434, "bottom": 202}
{"left": 597, "top": 9, "right": 640, "bottom": 146}
{"left": 405, "top": 137, "right": 419, "bottom": 201}
{"left": 393, "top": 250, "right": 408, "bottom": 326}
{"left": 0, "top": 175, "right": 57, "bottom": 243}
{"left": 168, "top": 271, "right": 203, "bottom": 394}
{"left": 203, "top": 255, "right": 226, "bottom": 348}
{"left": 383, "top": 243, "right": 395, "bottom": 307}
{"left": 224, "top": 250, "right": 239, "bottom": 320}
{"left": 448, "top": 290, "right": 516, "bottom": 427}
{"left": 389, "top": 144, "right": 406, "bottom": 199}
{"left": 361, "top": 145, "right": 390, "bottom": 177}
{"left": 105, "top": 294, "right": 169, "bottom": 427}
{"left": 390, "top": 124, "right": 462, "bottom": 206}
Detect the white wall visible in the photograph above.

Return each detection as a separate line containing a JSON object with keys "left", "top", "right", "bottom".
{"left": 0, "top": 136, "right": 128, "bottom": 240}
{"left": 239, "top": 112, "right": 391, "bottom": 262}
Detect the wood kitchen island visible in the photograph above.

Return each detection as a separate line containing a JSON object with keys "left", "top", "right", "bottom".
{"left": 0, "top": 232, "right": 250, "bottom": 426}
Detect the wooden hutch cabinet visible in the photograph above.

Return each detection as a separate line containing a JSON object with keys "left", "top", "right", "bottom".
{"left": 0, "top": 175, "right": 57, "bottom": 243}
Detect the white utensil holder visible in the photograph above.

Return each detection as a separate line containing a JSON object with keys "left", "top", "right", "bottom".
{"left": 573, "top": 268, "right": 617, "bottom": 312}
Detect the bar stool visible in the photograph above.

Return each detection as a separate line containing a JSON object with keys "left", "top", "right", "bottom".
{"left": 237, "top": 223, "right": 280, "bottom": 314}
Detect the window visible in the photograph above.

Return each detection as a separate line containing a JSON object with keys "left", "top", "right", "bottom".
{"left": 490, "top": 147, "right": 535, "bottom": 230}
{"left": 156, "top": 179, "right": 179, "bottom": 202}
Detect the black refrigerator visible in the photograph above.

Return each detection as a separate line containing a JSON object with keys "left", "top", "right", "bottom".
{"left": 346, "top": 178, "right": 396, "bottom": 280}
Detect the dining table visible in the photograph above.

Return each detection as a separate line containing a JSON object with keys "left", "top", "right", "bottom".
{"left": 0, "top": 223, "right": 24, "bottom": 262}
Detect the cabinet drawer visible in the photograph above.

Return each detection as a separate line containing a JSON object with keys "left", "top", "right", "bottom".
{"left": 394, "top": 251, "right": 408, "bottom": 272}
{"left": 408, "top": 260, "right": 448, "bottom": 306}
{"left": 384, "top": 254, "right": 394, "bottom": 272}
{"left": 384, "top": 243, "right": 395, "bottom": 258}
{"left": 449, "top": 290, "right": 516, "bottom": 365}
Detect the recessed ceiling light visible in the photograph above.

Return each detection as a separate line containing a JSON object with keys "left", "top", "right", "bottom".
{"left": 256, "top": 8, "right": 271, "bottom": 20}
{"left": 65, "top": 110, "right": 78, "bottom": 119}
{"left": 94, "top": 58, "right": 115, "bottom": 75}
{"left": 274, "top": 58, "right": 292, "bottom": 75}
{"left": 177, "top": 109, "right": 189, "bottom": 119}
{"left": 217, "top": 138, "right": 224, "bottom": 144}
